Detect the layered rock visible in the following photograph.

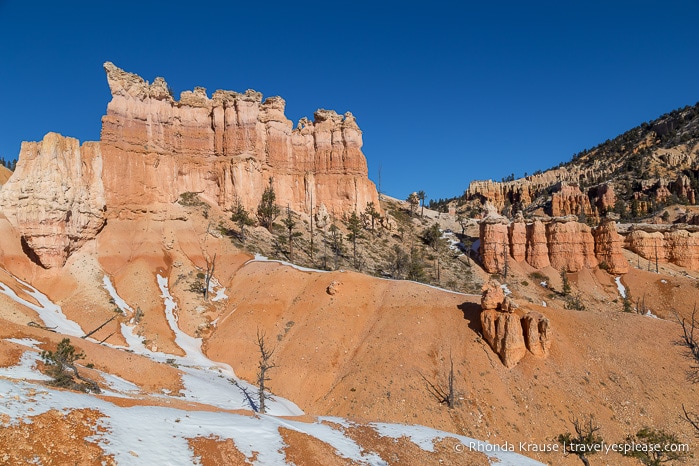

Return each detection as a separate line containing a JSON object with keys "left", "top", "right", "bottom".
{"left": 0, "top": 133, "right": 106, "bottom": 268}
{"left": 479, "top": 282, "right": 551, "bottom": 367}
{"left": 508, "top": 217, "right": 527, "bottom": 262}
{"left": 521, "top": 312, "right": 551, "bottom": 358}
{"left": 525, "top": 220, "right": 550, "bottom": 269}
{"left": 550, "top": 183, "right": 593, "bottom": 217}
{"left": 625, "top": 226, "right": 699, "bottom": 270}
{"left": 592, "top": 218, "right": 629, "bottom": 274}
{"left": 480, "top": 217, "right": 629, "bottom": 273}
{"left": 101, "top": 62, "right": 379, "bottom": 218}
{"left": 546, "top": 218, "right": 598, "bottom": 272}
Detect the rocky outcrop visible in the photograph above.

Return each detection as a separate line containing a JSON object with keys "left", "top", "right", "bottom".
{"left": 480, "top": 216, "right": 629, "bottom": 274}
{"left": 525, "top": 220, "right": 550, "bottom": 269}
{"left": 546, "top": 218, "right": 598, "bottom": 272}
{"left": 479, "top": 282, "right": 551, "bottom": 367}
{"left": 625, "top": 225, "right": 699, "bottom": 270}
{"left": 101, "top": 62, "right": 379, "bottom": 218}
{"left": 0, "top": 133, "right": 106, "bottom": 268}
{"left": 551, "top": 183, "right": 593, "bottom": 217}
{"left": 508, "top": 216, "right": 527, "bottom": 262}
{"left": 592, "top": 218, "right": 629, "bottom": 274}
{"left": 521, "top": 312, "right": 551, "bottom": 358}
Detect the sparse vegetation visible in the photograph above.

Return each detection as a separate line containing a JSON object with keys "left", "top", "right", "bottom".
{"left": 419, "top": 352, "right": 457, "bottom": 409}
{"left": 255, "top": 329, "right": 277, "bottom": 414}
{"left": 557, "top": 415, "right": 603, "bottom": 466}
{"left": 621, "top": 427, "right": 691, "bottom": 465}
{"left": 40, "top": 338, "right": 100, "bottom": 393}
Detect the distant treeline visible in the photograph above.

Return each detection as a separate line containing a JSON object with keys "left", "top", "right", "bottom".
{"left": 0, "top": 158, "right": 17, "bottom": 171}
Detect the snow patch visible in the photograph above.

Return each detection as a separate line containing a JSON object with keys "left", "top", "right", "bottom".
{"left": 615, "top": 277, "right": 626, "bottom": 298}
{"left": 0, "top": 272, "right": 83, "bottom": 337}
{"left": 248, "top": 253, "right": 329, "bottom": 273}
{"left": 0, "top": 378, "right": 543, "bottom": 465}
{"left": 0, "top": 350, "right": 51, "bottom": 381}
{"left": 208, "top": 276, "right": 228, "bottom": 302}
{"left": 103, "top": 275, "right": 134, "bottom": 314}
{"left": 372, "top": 423, "right": 542, "bottom": 465}
{"left": 4, "top": 338, "right": 43, "bottom": 349}
{"left": 500, "top": 283, "right": 511, "bottom": 295}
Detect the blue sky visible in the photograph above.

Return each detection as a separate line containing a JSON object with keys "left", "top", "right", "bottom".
{"left": 1, "top": 1, "right": 698, "bottom": 201}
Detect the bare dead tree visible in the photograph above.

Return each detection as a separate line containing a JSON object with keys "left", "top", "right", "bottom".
{"left": 682, "top": 404, "right": 699, "bottom": 435}
{"left": 557, "top": 415, "right": 603, "bottom": 466}
{"left": 256, "top": 329, "right": 277, "bottom": 414}
{"left": 204, "top": 253, "right": 216, "bottom": 300}
{"left": 82, "top": 313, "right": 119, "bottom": 339}
{"left": 419, "top": 352, "right": 456, "bottom": 409}
{"left": 675, "top": 306, "right": 699, "bottom": 435}
{"left": 676, "top": 305, "right": 699, "bottom": 381}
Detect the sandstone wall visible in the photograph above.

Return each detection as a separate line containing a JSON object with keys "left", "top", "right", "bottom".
{"left": 100, "top": 62, "right": 379, "bottom": 218}
{"left": 626, "top": 226, "right": 699, "bottom": 270}
{"left": 480, "top": 216, "right": 628, "bottom": 274}
{"left": 0, "top": 133, "right": 106, "bottom": 268}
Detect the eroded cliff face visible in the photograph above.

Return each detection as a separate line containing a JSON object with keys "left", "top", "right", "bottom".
{"left": 0, "top": 133, "right": 106, "bottom": 268}
{"left": 2, "top": 63, "right": 380, "bottom": 267}
{"left": 101, "top": 62, "right": 379, "bottom": 218}
{"left": 480, "top": 215, "right": 628, "bottom": 274}
{"left": 625, "top": 226, "right": 699, "bottom": 270}
{"left": 550, "top": 183, "right": 593, "bottom": 217}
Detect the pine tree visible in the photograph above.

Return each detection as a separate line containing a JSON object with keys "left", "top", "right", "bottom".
{"left": 257, "top": 178, "right": 280, "bottom": 232}
{"left": 346, "top": 211, "right": 363, "bottom": 268}
{"left": 231, "top": 196, "right": 255, "bottom": 242}
{"left": 417, "top": 190, "right": 426, "bottom": 217}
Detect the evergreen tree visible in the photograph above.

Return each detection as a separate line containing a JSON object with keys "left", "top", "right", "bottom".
{"left": 281, "top": 206, "right": 302, "bottom": 260}
{"left": 417, "top": 190, "right": 426, "bottom": 217}
{"left": 346, "top": 211, "right": 363, "bottom": 268}
{"left": 257, "top": 178, "right": 280, "bottom": 232}
{"left": 407, "top": 192, "right": 420, "bottom": 216}
{"left": 231, "top": 196, "right": 255, "bottom": 242}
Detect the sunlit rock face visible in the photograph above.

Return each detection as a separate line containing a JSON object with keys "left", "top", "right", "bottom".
{"left": 0, "top": 133, "right": 106, "bottom": 268}
{"left": 100, "top": 62, "right": 379, "bottom": 219}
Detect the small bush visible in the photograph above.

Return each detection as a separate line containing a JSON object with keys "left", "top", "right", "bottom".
{"left": 565, "top": 293, "right": 586, "bottom": 311}
{"left": 521, "top": 280, "right": 529, "bottom": 287}
{"left": 530, "top": 271, "right": 548, "bottom": 281}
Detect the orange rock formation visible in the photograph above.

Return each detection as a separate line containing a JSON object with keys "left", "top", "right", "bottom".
{"left": 0, "top": 63, "right": 380, "bottom": 268}
{"left": 480, "top": 216, "right": 629, "bottom": 274}
{"left": 101, "top": 62, "right": 379, "bottom": 219}
{"left": 626, "top": 225, "right": 699, "bottom": 270}
{"left": 479, "top": 281, "right": 551, "bottom": 368}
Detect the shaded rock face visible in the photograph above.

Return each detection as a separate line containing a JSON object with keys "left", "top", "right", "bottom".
{"left": 626, "top": 227, "right": 699, "bottom": 270}
{"left": 478, "top": 283, "right": 551, "bottom": 368}
{"left": 101, "top": 62, "right": 379, "bottom": 218}
{"left": 0, "top": 133, "right": 106, "bottom": 268}
{"left": 480, "top": 217, "right": 629, "bottom": 274}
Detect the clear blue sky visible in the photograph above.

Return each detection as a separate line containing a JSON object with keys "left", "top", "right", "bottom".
{"left": 1, "top": 1, "right": 698, "bottom": 202}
